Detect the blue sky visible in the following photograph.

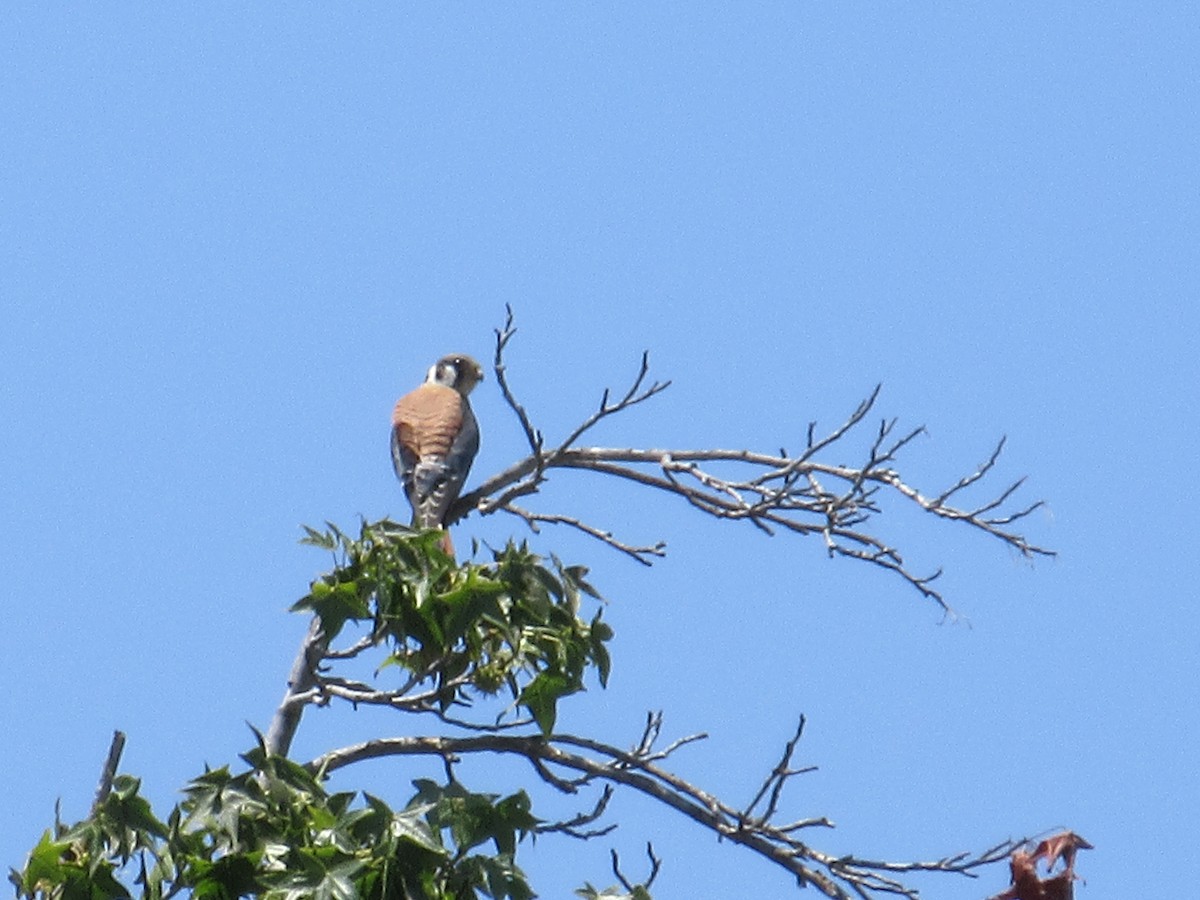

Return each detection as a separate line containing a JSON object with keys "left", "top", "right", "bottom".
{"left": 3, "top": 5, "right": 1197, "bottom": 897}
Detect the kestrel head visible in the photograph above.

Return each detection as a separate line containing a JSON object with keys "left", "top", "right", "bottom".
{"left": 427, "top": 354, "right": 485, "bottom": 396}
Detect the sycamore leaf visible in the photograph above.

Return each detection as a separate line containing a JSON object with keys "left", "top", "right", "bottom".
{"left": 12, "top": 831, "right": 72, "bottom": 894}
{"left": 519, "top": 671, "right": 573, "bottom": 736}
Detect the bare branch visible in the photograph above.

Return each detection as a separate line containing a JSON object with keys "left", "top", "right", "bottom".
{"left": 434, "top": 710, "right": 538, "bottom": 732}
{"left": 265, "top": 618, "right": 327, "bottom": 757}
{"left": 91, "top": 730, "right": 127, "bottom": 814}
{"left": 446, "top": 312, "right": 1053, "bottom": 613}
{"left": 800, "top": 384, "right": 884, "bottom": 462}
{"left": 323, "top": 634, "right": 376, "bottom": 660}
{"left": 493, "top": 304, "right": 544, "bottom": 460}
{"left": 286, "top": 677, "right": 460, "bottom": 714}
{"left": 308, "top": 722, "right": 1018, "bottom": 900}
{"left": 935, "top": 436, "right": 1007, "bottom": 506}
{"left": 551, "top": 351, "right": 672, "bottom": 457}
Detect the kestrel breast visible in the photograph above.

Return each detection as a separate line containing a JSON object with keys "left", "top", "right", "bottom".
{"left": 392, "top": 383, "right": 464, "bottom": 460}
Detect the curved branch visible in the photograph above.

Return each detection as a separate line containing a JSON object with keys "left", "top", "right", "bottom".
{"left": 308, "top": 722, "right": 1023, "bottom": 900}
{"left": 447, "top": 316, "right": 1053, "bottom": 612}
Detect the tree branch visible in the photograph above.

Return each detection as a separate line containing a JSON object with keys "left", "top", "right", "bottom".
{"left": 447, "top": 314, "right": 1053, "bottom": 613}
{"left": 307, "top": 720, "right": 1024, "bottom": 900}
{"left": 91, "top": 730, "right": 127, "bottom": 814}
{"left": 265, "top": 618, "right": 327, "bottom": 757}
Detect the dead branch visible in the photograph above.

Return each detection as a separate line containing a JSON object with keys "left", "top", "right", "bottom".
{"left": 308, "top": 717, "right": 1024, "bottom": 900}
{"left": 448, "top": 309, "right": 1053, "bottom": 613}
{"left": 91, "top": 730, "right": 127, "bottom": 814}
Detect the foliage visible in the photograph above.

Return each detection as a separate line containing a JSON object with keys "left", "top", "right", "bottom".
{"left": 11, "top": 740, "right": 540, "bottom": 900}
{"left": 11, "top": 526, "right": 636, "bottom": 900}
{"left": 293, "top": 520, "right": 612, "bottom": 734}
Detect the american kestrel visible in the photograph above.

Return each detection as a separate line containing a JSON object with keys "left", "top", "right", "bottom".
{"left": 391, "top": 354, "right": 484, "bottom": 553}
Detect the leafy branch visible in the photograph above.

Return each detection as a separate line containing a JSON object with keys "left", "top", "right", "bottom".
{"left": 257, "top": 521, "right": 1032, "bottom": 899}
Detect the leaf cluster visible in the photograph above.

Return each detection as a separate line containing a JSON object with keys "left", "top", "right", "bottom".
{"left": 12, "top": 523, "right": 632, "bottom": 900}
{"left": 11, "top": 743, "right": 539, "bottom": 900}
{"left": 294, "top": 520, "right": 612, "bottom": 733}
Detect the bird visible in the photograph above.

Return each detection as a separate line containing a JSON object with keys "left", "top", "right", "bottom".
{"left": 390, "top": 354, "right": 484, "bottom": 554}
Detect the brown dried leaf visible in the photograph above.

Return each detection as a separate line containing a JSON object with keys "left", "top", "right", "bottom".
{"left": 986, "top": 831, "right": 1092, "bottom": 900}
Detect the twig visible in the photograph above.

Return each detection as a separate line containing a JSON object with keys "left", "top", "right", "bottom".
{"left": 537, "top": 784, "right": 617, "bottom": 839}
{"left": 504, "top": 503, "right": 666, "bottom": 566}
{"left": 611, "top": 842, "right": 662, "bottom": 892}
{"left": 493, "top": 305, "right": 544, "bottom": 460}
{"left": 551, "top": 351, "right": 671, "bottom": 458}
{"left": 742, "top": 717, "right": 816, "bottom": 826}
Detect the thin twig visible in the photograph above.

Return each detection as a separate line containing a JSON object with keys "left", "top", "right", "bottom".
{"left": 742, "top": 716, "right": 815, "bottom": 826}
{"left": 503, "top": 503, "right": 666, "bottom": 566}
{"left": 537, "top": 784, "right": 617, "bottom": 839}
{"left": 611, "top": 842, "right": 662, "bottom": 892}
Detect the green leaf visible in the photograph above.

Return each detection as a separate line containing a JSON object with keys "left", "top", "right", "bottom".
{"left": 390, "top": 816, "right": 442, "bottom": 856}
{"left": 519, "top": 672, "right": 573, "bottom": 735}
{"left": 590, "top": 610, "right": 614, "bottom": 688}
{"left": 13, "top": 830, "right": 72, "bottom": 895}
{"left": 98, "top": 776, "right": 168, "bottom": 839}
{"left": 299, "top": 524, "right": 337, "bottom": 551}
{"left": 390, "top": 806, "right": 444, "bottom": 856}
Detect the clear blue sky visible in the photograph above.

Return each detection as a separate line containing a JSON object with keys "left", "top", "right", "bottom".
{"left": 3, "top": 5, "right": 1196, "bottom": 898}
